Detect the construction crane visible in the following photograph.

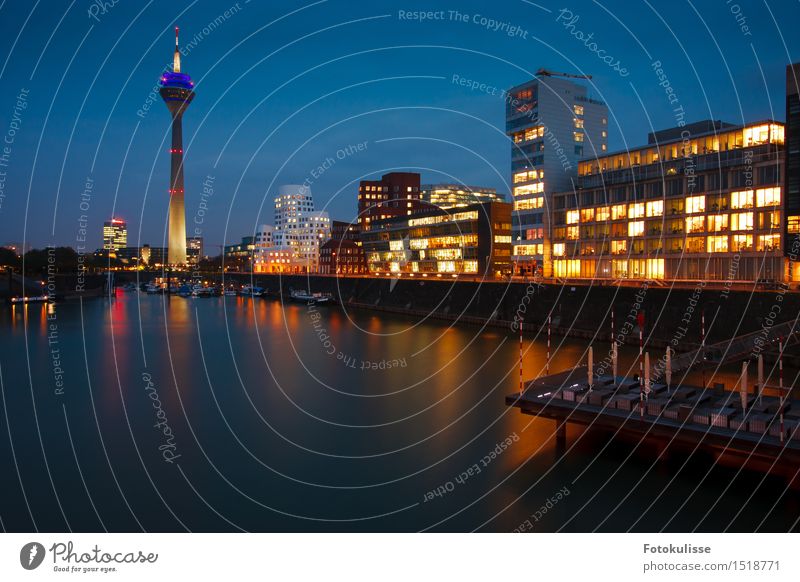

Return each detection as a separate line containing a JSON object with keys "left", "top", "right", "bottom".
{"left": 536, "top": 68, "right": 592, "bottom": 80}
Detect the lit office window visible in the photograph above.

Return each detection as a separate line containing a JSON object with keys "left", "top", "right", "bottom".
{"left": 731, "top": 212, "right": 753, "bottom": 231}
{"left": 757, "top": 234, "right": 780, "bottom": 251}
{"left": 645, "top": 200, "right": 663, "bottom": 217}
{"left": 628, "top": 221, "right": 644, "bottom": 237}
{"left": 756, "top": 187, "right": 781, "bottom": 207}
{"left": 596, "top": 206, "right": 610, "bottom": 221}
{"left": 628, "top": 203, "right": 645, "bottom": 219}
{"left": 686, "top": 195, "right": 705, "bottom": 214}
{"left": 707, "top": 214, "right": 729, "bottom": 232}
{"left": 566, "top": 210, "right": 579, "bottom": 224}
{"left": 731, "top": 190, "right": 754, "bottom": 209}
{"left": 553, "top": 243, "right": 565, "bottom": 257}
{"left": 731, "top": 234, "right": 752, "bottom": 252}
{"left": 611, "top": 204, "right": 627, "bottom": 220}
{"left": 707, "top": 235, "right": 729, "bottom": 253}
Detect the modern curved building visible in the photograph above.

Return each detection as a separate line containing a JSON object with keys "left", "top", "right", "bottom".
{"left": 159, "top": 27, "right": 194, "bottom": 266}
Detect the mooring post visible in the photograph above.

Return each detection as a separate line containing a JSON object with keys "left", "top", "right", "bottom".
{"left": 556, "top": 421, "right": 567, "bottom": 447}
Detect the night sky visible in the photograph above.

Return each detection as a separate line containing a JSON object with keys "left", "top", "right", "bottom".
{"left": 0, "top": 0, "right": 798, "bottom": 251}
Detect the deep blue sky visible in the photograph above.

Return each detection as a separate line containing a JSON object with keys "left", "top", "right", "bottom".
{"left": 0, "top": 0, "right": 798, "bottom": 250}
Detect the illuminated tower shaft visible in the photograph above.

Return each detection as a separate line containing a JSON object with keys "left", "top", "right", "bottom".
{"left": 159, "top": 27, "right": 194, "bottom": 266}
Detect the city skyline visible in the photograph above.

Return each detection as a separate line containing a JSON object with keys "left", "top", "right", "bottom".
{"left": 1, "top": 1, "right": 798, "bottom": 250}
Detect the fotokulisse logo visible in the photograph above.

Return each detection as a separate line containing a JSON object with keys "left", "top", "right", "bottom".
{"left": 19, "top": 542, "right": 46, "bottom": 570}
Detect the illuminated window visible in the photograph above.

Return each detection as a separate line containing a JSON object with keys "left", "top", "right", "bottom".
{"left": 611, "top": 240, "right": 627, "bottom": 254}
{"left": 731, "top": 190, "right": 754, "bottom": 209}
{"left": 731, "top": 212, "right": 753, "bottom": 231}
{"left": 646, "top": 259, "right": 664, "bottom": 280}
{"left": 463, "top": 260, "right": 478, "bottom": 273}
{"left": 514, "top": 198, "right": 543, "bottom": 211}
{"left": 553, "top": 259, "right": 581, "bottom": 278}
{"left": 707, "top": 235, "right": 729, "bottom": 253}
{"left": 756, "top": 187, "right": 781, "bottom": 207}
{"left": 389, "top": 240, "right": 405, "bottom": 251}
{"left": 567, "top": 226, "right": 579, "bottom": 240}
{"left": 788, "top": 215, "right": 800, "bottom": 234}
{"left": 513, "top": 172, "right": 528, "bottom": 184}
{"left": 566, "top": 210, "right": 580, "bottom": 224}
{"left": 612, "top": 204, "right": 627, "bottom": 220}
{"left": 628, "top": 221, "right": 644, "bottom": 236}
{"left": 553, "top": 243, "right": 565, "bottom": 257}
{"left": 759, "top": 210, "right": 781, "bottom": 230}
{"left": 514, "top": 183, "right": 544, "bottom": 196}
{"left": 494, "top": 235, "right": 512, "bottom": 244}
{"left": 731, "top": 234, "right": 753, "bottom": 252}
{"left": 707, "top": 214, "right": 729, "bottom": 232}
{"left": 686, "top": 216, "right": 705, "bottom": 233}
{"left": 601, "top": 130, "right": 607, "bottom": 138}
{"left": 686, "top": 236, "right": 705, "bottom": 253}
{"left": 514, "top": 244, "right": 542, "bottom": 256}
{"left": 757, "top": 234, "right": 780, "bottom": 251}
{"left": 573, "top": 132, "right": 584, "bottom": 142}
{"left": 437, "top": 261, "right": 456, "bottom": 273}
{"left": 596, "top": 206, "right": 610, "bottom": 221}
{"left": 574, "top": 118, "right": 584, "bottom": 129}
{"left": 686, "top": 195, "right": 705, "bottom": 214}
{"left": 645, "top": 200, "right": 663, "bottom": 217}
{"left": 573, "top": 105, "right": 584, "bottom": 116}
{"left": 580, "top": 208, "right": 595, "bottom": 222}
{"left": 628, "top": 203, "right": 645, "bottom": 219}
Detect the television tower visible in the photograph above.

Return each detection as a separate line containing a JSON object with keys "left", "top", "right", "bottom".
{"left": 159, "top": 26, "right": 194, "bottom": 266}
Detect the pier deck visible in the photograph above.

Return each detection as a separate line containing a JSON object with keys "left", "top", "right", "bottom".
{"left": 506, "top": 367, "right": 800, "bottom": 482}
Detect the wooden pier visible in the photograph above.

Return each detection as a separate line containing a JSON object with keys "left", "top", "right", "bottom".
{"left": 506, "top": 366, "right": 800, "bottom": 483}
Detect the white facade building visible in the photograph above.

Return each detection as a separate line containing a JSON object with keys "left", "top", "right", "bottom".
{"left": 506, "top": 73, "right": 608, "bottom": 276}
{"left": 273, "top": 184, "right": 330, "bottom": 272}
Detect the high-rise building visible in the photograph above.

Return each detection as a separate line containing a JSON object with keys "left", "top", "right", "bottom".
{"left": 159, "top": 27, "right": 194, "bottom": 266}
{"left": 103, "top": 218, "right": 127, "bottom": 252}
{"left": 186, "top": 236, "right": 203, "bottom": 266}
{"left": 506, "top": 72, "right": 608, "bottom": 276}
{"left": 420, "top": 184, "right": 505, "bottom": 209}
{"left": 785, "top": 64, "right": 800, "bottom": 280}
{"left": 358, "top": 172, "right": 422, "bottom": 231}
{"left": 551, "top": 120, "right": 786, "bottom": 282}
{"left": 273, "top": 185, "right": 330, "bottom": 271}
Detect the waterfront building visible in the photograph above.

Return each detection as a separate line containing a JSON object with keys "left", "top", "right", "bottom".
{"left": 360, "top": 201, "right": 512, "bottom": 277}
{"left": 358, "top": 172, "right": 423, "bottom": 231}
{"left": 785, "top": 63, "right": 800, "bottom": 280}
{"left": 186, "top": 236, "right": 203, "bottom": 266}
{"left": 140, "top": 245, "right": 166, "bottom": 267}
{"left": 330, "top": 220, "right": 361, "bottom": 242}
{"left": 102, "top": 218, "right": 127, "bottom": 252}
{"left": 506, "top": 71, "right": 608, "bottom": 276}
{"left": 420, "top": 184, "right": 505, "bottom": 209}
{"left": 319, "top": 239, "right": 366, "bottom": 275}
{"left": 273, "top": 185, "right": 330, "bottom": 271}
{"left": 550, "top": 120, "right": 787, "bottom": 282}
{"left": 159, "top": 27, "right": 194, "bottom": 266}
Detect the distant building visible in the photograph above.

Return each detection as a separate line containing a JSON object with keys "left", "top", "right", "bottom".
{"left": 140, "top": 245, "right": 166, "bottom": 266}
{"left": 330, "top": 220, "right": 360, "bottom": 242}
{"left": 420, "top": 184, "right": 505, "bottom": 209}
{"left": 103, "top": 218, "right": 127, "bottom": 252}
{"left": 506, "top": 73, "right": 608, "bottom": 276}
{"left": 360, "top": 201, "right": 512, "bottom": 277}
{"left": 358, "top": 172, "right": 423, "bottom": 231}
{"left": 186, "top": 236, "right": 203, "bottom": 266}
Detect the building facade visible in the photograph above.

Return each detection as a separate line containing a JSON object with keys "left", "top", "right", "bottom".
{"left": 420, "top": 184, "right": 505, "bottom": 209}
{"left": 103, "top": 219, "right": 127, "bottom": 252}
{"left": 785, "top": 64, "right": 800, "bottom": 280}
{"left": 186, "top": 236, "right": 203, "bottom": 266}
{"left": 360, "top": 202, "right": 512, "bottom": 277}
{"left": 506, "top": 73, "right": 608, "bottom": 276}
{"left": 319, "top": 238, "right": 367, "bottom": 275}
{"left": 358, "top": 172, "right": 423, "bottom": 231}
{"left": 550, "top": 121, "right": 788, "bottom": 282}
{"left": 273, "top": 185, "right": 330, "bottom": 271}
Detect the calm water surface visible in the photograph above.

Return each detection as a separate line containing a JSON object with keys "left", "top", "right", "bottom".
{"left": 0, "top": 294, "right": 797, "bottom": 532}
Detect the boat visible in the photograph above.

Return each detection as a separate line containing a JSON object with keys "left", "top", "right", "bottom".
{"left": 224, "top": 288, "right": 237, "bottom": 296}
{"left": 289, "top": 289, "right": 333, "bottom": 304}
{"left": 191, "top": 286, "right": 217, "bottom": 297}
{"left": 240, "top": 285, "right": 265, "bottom": 297}
{"left": 145, "top": 283, "right": 164, "bottom": 294}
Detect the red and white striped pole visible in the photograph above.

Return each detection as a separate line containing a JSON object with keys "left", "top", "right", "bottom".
{"left": 638, "top": 310, "right": 644, "bottom": 419}
{"left": 546, "top": 314, "right": 551, "bottom": 375}
{"left": 701, "top": 309, "right": 706, "bottom": 389}
{"left": 611, "top": 309, "right": 615, "bottom": 344}
{"left": 519, "top": 321, "right": 523, "bottom": 394}
{"left": 779, "top": 336, "right": 785, "bottom": 444}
